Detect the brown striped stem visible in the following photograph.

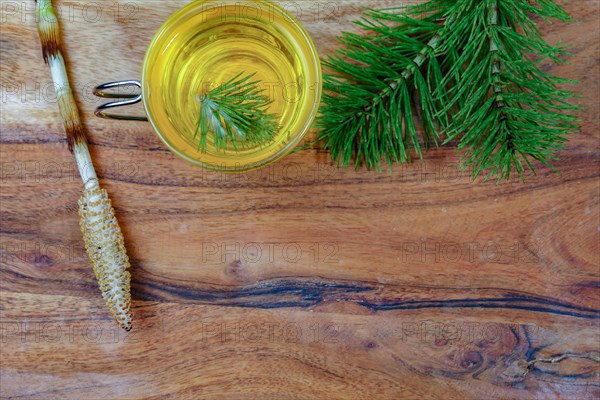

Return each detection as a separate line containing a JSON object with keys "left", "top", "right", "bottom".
{"left": 34, "top": 0, "right": 133, "bottom": 331}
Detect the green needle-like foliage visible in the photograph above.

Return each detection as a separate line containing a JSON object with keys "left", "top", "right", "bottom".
{"left": 195, "top": 72, "right": 279, "bottom": 152}
{"left": 317, "top": 1, "right": 459, "bottom": 171}
{"left": 439, "top": 0, "right": 580, "bottom": 181}
{"left": 317, "top": 0, "right": 579, "bottom": 181}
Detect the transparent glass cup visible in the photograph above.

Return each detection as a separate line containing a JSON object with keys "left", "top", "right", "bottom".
{"left": 94, "top": 0, "right": 322, "bottom": 172}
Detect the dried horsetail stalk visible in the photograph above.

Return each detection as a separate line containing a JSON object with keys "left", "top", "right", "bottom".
{"left": 34, "top": 0, "right": 132, "bottom": 331}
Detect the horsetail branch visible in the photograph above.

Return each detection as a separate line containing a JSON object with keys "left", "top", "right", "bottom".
{"left": 440, "top": 0, "right": 579, "bottom": 181}
{"left": 489, "top": 2, "right": 507, "bottom": 115}
{"left": 195, "top": 72, "right": 279, "bottom": 152}
{"left": 34, "top": 0, "right": 133, "bottom": 331}
{"left": 36, "top": 0, "right": 87, "bottom": 151}
{"left": 358, "top": 28, "right": 444, "bottom": 118}
{"left": 318, "top": 0, "right": 579, "bottom": 180}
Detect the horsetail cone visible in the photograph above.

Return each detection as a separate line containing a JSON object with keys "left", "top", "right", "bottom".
{"left": 35, "top": 0, "right": 133, "bottom": 330}
{"left": 79, "top": 181, "right": 133, "bottom": 331}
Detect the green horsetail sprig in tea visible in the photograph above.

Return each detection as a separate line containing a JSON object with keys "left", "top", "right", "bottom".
{"left": 195, "top": 73, "right": 279, "bottom": 152}
{"left": 317, "top": 0, "right": 579, "bottom": 181}
{"left": 34, "top": 0, "right": 132, "bottom": 331}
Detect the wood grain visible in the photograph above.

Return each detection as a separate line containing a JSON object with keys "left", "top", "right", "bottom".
{"left": 1, "top": 1, "right": 599, "bottom": 399}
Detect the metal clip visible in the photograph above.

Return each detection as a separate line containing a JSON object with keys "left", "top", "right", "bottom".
{"left": 93, "top": 80, "right": 147, "bottom": 121}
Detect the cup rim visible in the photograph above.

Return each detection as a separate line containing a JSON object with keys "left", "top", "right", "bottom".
{"left": 140, "top": 0, "right": 322, "bottom": 173}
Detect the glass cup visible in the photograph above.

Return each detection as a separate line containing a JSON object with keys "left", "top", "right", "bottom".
{"left": 94, "top": 0, "right": 322, "bottom": 172}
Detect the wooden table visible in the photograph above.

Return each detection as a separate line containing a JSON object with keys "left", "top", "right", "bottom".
{"left": 1, "top": 1, "right": 598, "bottom": 398}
